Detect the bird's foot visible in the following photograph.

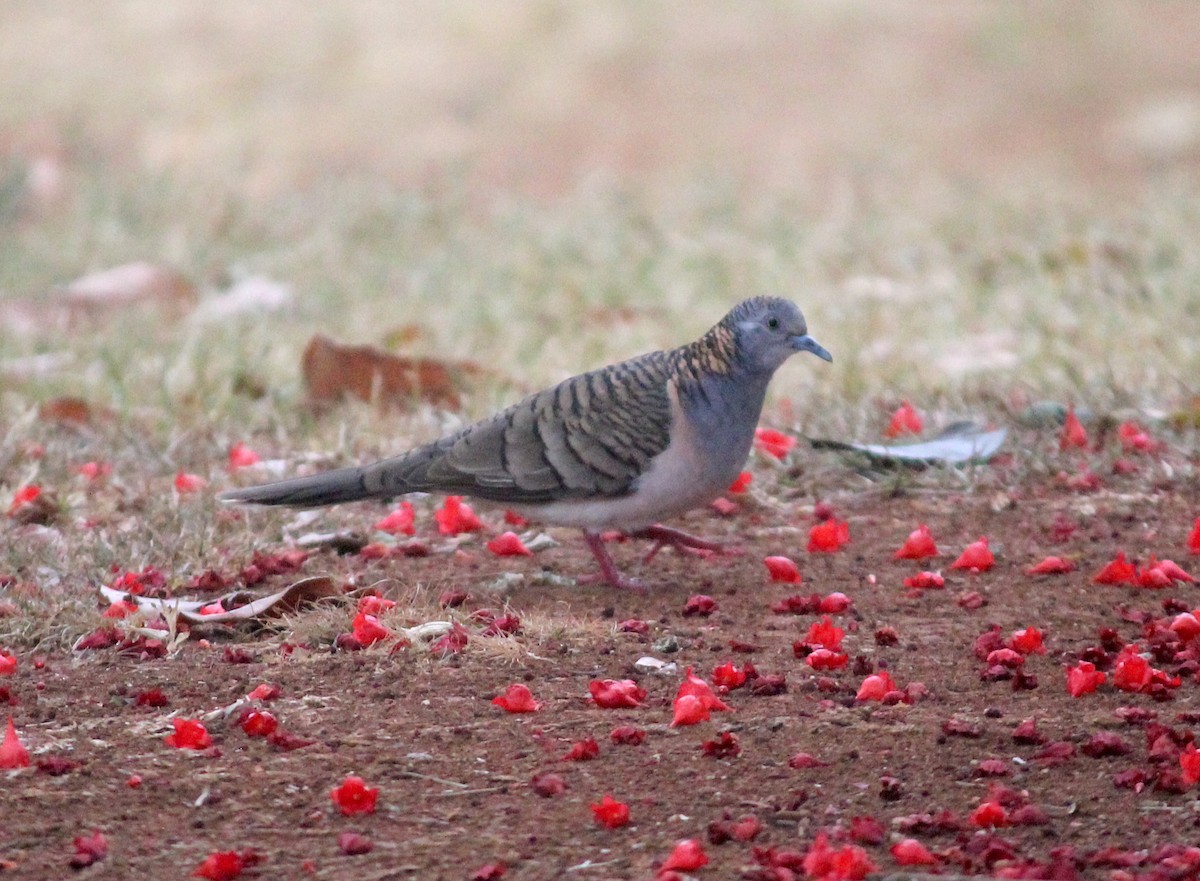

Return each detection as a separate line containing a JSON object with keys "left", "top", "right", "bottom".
{"left": 629, "top": 524, "right": 732, "bottom": 564}
{"left": 580, "top": 531, "right": 647, "bottom": 592}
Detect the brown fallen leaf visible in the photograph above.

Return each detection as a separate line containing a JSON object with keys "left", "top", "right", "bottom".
{"left": 64, "top": 261, "right": 196, "bottom": 313}
{"left": 99, "top": 575, "right": 342, "bottom": 625}
{"left": 302, "top": 334, "right": 485, "bottom": 410}
{"left": 37, "top": 396, "right": 114, "bottom": 426}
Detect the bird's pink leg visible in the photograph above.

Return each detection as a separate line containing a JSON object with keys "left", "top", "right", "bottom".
{"left": 630, "top": 524, "right": 728, "bottom": 564}
{"left": 578, "top": 530, "right": 646, "bottom": 591}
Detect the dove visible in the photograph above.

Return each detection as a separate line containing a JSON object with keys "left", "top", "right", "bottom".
{"left": 221, "top": 296, "right": 831, "bottom": 588}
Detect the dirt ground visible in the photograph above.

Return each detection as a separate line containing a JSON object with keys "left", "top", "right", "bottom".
{"left": 3, "top": 436, "right": 1199, "bottom": 881}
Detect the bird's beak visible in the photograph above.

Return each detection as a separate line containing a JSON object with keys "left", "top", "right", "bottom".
{"left": 792, "top": 334, "right": 833, "bottom": 363}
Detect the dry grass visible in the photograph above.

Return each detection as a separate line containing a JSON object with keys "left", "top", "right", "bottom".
{"left": 1, "top": 3, "right": 1199, "bottom": 648}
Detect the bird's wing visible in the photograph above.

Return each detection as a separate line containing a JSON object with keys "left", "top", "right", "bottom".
{"left": 364, "top": 351, "right": 677, "bottom": 505}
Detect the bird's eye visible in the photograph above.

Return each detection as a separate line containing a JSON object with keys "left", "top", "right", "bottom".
{"left": 766, "top": 317, "right": 779, "bottom": 330}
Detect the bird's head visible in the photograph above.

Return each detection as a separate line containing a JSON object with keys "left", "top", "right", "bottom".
{"left": 727, "top": 297, "right": 832, "bottom": 375}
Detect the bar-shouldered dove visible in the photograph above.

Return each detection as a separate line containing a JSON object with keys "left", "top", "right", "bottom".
{"left": 221, "top": 297, "right": 831, "bottom": 588}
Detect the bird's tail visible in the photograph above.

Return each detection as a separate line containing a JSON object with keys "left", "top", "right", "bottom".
{"left": 219, "top": 465, "right": 376, "bottom": 507}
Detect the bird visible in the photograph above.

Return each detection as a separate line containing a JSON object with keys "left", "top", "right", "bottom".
{"left": 221, "top": 297, "right": 832, "bottom": 589}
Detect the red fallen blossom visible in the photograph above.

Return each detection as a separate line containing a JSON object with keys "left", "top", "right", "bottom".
{"left": 712, "top": 662, "right": 752, "bottom": 690}
{"left": 1136, "top": 564, "right": 1173, "bottom": 589}
{"left": 110, "top": 565, "right": 167, "bottom": 597}
{"left": 530, "top": 771, "right": 567, "bottom": 797}
{"left": 950, "top": 537, "right": 994, "bottom": 572}
{"left": 710, "top": 497, "right": 738, "bottom": 516}
{"left": 1189, "top": 517, "right": 1200, "bottom": 554}
{"left": 957, "top": 590, "right": 986, "bottom": 610}
{"left": 1112, "top": 457, "right": 1139, "bottom": 475}
{"left": 670, "top": 694, "right": 710, "bottom": 727}
{"left": 487, "top": 532, "right": 533, "bottom": 557}
{"left": 808, "top": 518, "right": 850, "bottom": 553}
{"left": 728, "top": 471, "right": 753, "bottom": 494}
{"left": 267, "top": 729, "right": 313, "bottom": 751}
{"left": 875, "top": 626, "right": 899, "bottom": 646}
{"left": 1169, "top": 612, "right": 1200, "bottom": 643}
{"left": 331, "top": 775, "right": 378, "bottom": 815}
{"left": 985, "top": 648, "right": 1024, "bottom": 669}
{"left": 351, "top": 613, "right": 392, "bottom": 647}
{"left": 788, "top": 752, "right": 827, "bottom": 769}
{"left": 700, "top": 731, "right": 741, "bottom": 758}
{"left": 772, "top": 593, "right": 821, "bottom": 614}
{"left": 805, "top": 648, "right": 849, "bottom": 670}
{"left": 750, "top": 673, "right": 788, "bottom": 695}
{"left": 6, "top": 484, "right": 42, "bottom": 517}
{"left": 562, "top": 738, "right": 600, "bottom": 761}
{"left": 1009, "top": 627, "right": 1046, "bottom": 655}
{"left": 70, "top": 830, "right": 108, "bottom": 868}
{"left": 708, "top": 814, "right": 763, "bottom": 844}
{"left": 729, "top": 638, "right": 758, "bottom": 653}
{"left": 820, "top": 592, "right": 851, "bottom": 613}
{"left": 943, "top": 718, "right": 982, "bottom": 738}
{"left": 1034, "top": 741, "right": 1076, "bottom": 765}
{"left": 1180, "top": 743, "right": 1200, "bottom": 786}
{"left": 764, "top": 555, "right": 803, "bottom": 584}
{"left": 77, "top": 461, "right": 112, "bottom": 482}
{"left": 1, "top": 717, "right": 30, "bottom": 769}
{"left": 590, "top": 794, "right": 630, "bottom": 828}
{"left": 36, "top": 755, "right": 80, "bottom": 775}
{"left": 856, "top": 671, "right": 897, "bottom": 702}
{"left": 174, "top": 472, "right": 208, "bottom": 493}
{"left": 970, "top": 801, "right": 1009, "bottom": 828}
{"left": 1112, "top": 648, "right": 1153, "bottom": 691}
{"left": 240, "top": 710, "right": 278, "bottom": 737}
{"left": 481, "top": 614, "right": 521, "bottom": 637}
{"left": 337, "top": 831, "right": 373, "bottom": 856}
{"left": 1049, "top": 512, "right": 1078, "bottom": 542}
{"left": 894, "top": 524, "right": 938, "bottom": 560}
{"left": 165, "top": 719, "right": 212, "bottom": 750}
{"left": 1148, "top": 557, "right": 1196, "bottom": 584}
{"left": 1066, "top": 661, "right": 1106, "bottom": 696}
{"left": 891, "top": 838, "right": 939, "bottom": 867}
{"left": 429, "top": 623, "right": 470, "bottom": 656}
{"left": 678, "top": 668, "right": 731, "bottom": 713}
{"left": 439, "top": 589, "right": 470, "bottom": 608}
{"left": 103, "top": 599, "right": 139, "bottom": 619}
{"left": 357, "top": 542, "right": 390, "bottom": 560}
{"left": 356, "top": 595, "right": 396, "bottom": 616}
{"left": 1059, "top": 405, "right": 1088, "bottom": 450}
{"left": 682, "top": 594, "right": 717, "bottom": 617}
{"left": 1026, "top": 556, "right": 1075, "bottom": 576}
{"left": 470, "top": 864, "right": 506, "bottom": 881}
{"left": 804, "top": 616, "right": 845, "bottom": 650}
{"left": 589, "top": 679, "right": 646, "bottom": 709}
{"left": 492, "top": 684, "right": 541, "bottom": 713}
{"left": 373, "top": 503, "right": 415, "bottom": 535}
{"left": 248, "top": 682, "right": 281, "bottom": 701}
{"left": 199, "top": 601, "right": 225, "bottom": 616}
{"left": 0, "top": 651, "right": 15, "bottom": 675}
{"left": 610, "top": 726, "right": 646, "bottom": 746}
{"left": 754, "top": 427, "right": 796, "bottom": 460}
{"left": 1093, "top": 551, "right": 1138, "bottom": 585}
{"left": 503, "top": 510, "right": 527, "bottom": 527}
{"left": 662, "top": 839, "right": 709, "bottom": 872}
{"left": 227, "top": 442, "right": 261, "bottom": 469}
{"left": 1118, "top": 420, "right": 1157, "bottom": 453}
{"left": 76, "top": 627, "right": 122, "bottom": 650}
{"left": 1081, "top": 732, "right": 1132, "bottom": 758}
{"left": 135, "top": 688, "right": 169, "bottom": 707}
{"left": 802, "top": 832, "right": 877, "bottom": 881}
{"left": 192, "top": 851, "right": 246, "bottom": 880}
{"left": 847, "top": 816, "right": 885, "bottom": 845}
{"left": 617, "top": 618, "right": 649, "bottom": 635}
{"left": 903, "top": 570, "right": 944, "bottom": 590}
{"left": 885, "top": 401, "right": 924, "bottom": 438}
{"left": 975, "top": 759, "right": 1010, "bottom": 777}
{"left": 435, "top": 495, "right": 483, "bottom": 535}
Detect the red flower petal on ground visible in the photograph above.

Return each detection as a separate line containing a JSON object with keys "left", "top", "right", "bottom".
{"left": 754, "top": 427, "right": 796, "bottom": 460}
{"left": 1066, "top": 661, "right": 1106, "bottom": 697}
{"left": 193, "top": 851, "right": 245, "bottom": 881}
{"left": 950, "top": 537, "right": 994, "bottom": 571}
{"left": 227, "top": 442, "right": 261, "bottom": 469}
{"left": 969, "top": 801, "right": 1009, "bottom": 828}
{"left": 678, "top": 669, "right": 730, "bottom": 712}
{"left": 1059, "top": 406, "right": 1088, "bottom": 450}
{"left": 590, "top": 794, "right": 630, "bottom": 828}
{"left": 617, "top": 618, "right": 649, "bottom": 634}
{"left": 788, "top": 752, "right": 826, "bottom": 769}
{"left": 6, "top": 485, "right": 41, "bottom": 516}
{"left": 429, "top": 622, "right": 470, "bottom": 656}
{"left": 903, "top": 570, "right": 944, "bottom": 590}
{"left": 764, "top": 555, "right": 803, "bottom": 584}
{"left": 662, "top": 839, "right": 709, "bottom": 872}
{"left": 1117, "top": 420, "right": 1157, "bottom": 453}
{"left": 356, "top": 595, "right": 396, "bottom": 616}
{"left": 856, "top": 672, "right": 898, "bottom": 702}
{"left": 805, "top": 648, "right": 849, "bottom": 670}
{"left": 670, "top": 694, "right": 710, "bottom": 727}
{"left": 337, "top": 831, "right": 373, "bottom": 856}
{"left": 77, "top": 461, "right": 112, "bottom": 482}
{"left": 240, "top": 710, "right": 278, "bottom": 737}
{"left": 247, "top": 683, "right": 281, "bottom": 701}
{"left": 710, "top": 496, "right": 738, "bottom": 516}
{"left": 174, "top": 472, "right": 208, "bottom": 493}
{"left": 69, "top": 830, "right": 108, "bottom": 868}
{"left": 0, "top": 651, "right": 15, "bottom": 676}
{"left": 1180, "top": 743, "right": 1200, "bottom": 787}
{"left": 1093, "top": 551, "right": 1137, "bottom": 585}
{"left": 893, "top": 523, "right": 938, "bottom": 560}
{"left": 562, "top": 738, "right": 600, "bottom": 761}
{"left": 808, "top": 519, "right": 850, "bottom": 553}
{"left": 135, "top": 687, "right": 169, "bottom": 707}
{"left": 351, "top": 612, "right": 392, "bottom": 647}
{"left": 699, "top": 731, "right": 740, "bottom": 758}
{"left": 102, "top": 599, "right": 139, "bottom": 619}
{"left": 1112, "top": 648, "right": 1152, "bottom": 691}
{"left": 1169, "top": 612, "right": 1200, "bottom": 642}
{"left": 373, "top": 503, "right": 415, "bottom": 535}
{"left": 884, "top": 401, "right": 924, "bottom": 438}
{"left": 530, "top": 771, "right": 567, "bottom": 797}
{"left": 435, "top": 496, "right": 483, "bottom": 535}
{"left": 165, "top": 719, "right": 212, "bottom": 750}
{"left": 331, "top": 775, "right": 379, "bottom": 815}
{"left": 682, "top": 594, "right": 717, "bottom": 617}
{"left": 470, "top": 863, "right": 506, "bottom": 881}
{"left": 610, "top": 726, "right": 645, "bottom": 746}
{"left": 1151, "top": 558, "right": 1196, "bottom": 583}
{"left": 804, "top": 616, "right": 845, "bottom": 650}
{"left": 503, "top": 510, "right": 527, "bottom": 526}
{"left": 728, "top": 471, "right": 752, "bottom": 494}
{"left": 1009, "top": 627, "right": 1046, "bottom": 655}
{"left": 803, "top": 833, "right": 877, "bottom": 881}
{"left": 1188, "top": 517, "right": 1200, "bottom": 554}
{"left": 0, "top": 717, "right": 30, "bottom": 769}
{"left": 891, "top": 838, "right": 939, "bottom": 867}
{"left": 1026, "top": 556, "right": 1075, "bottom": 575}
{"left": 492, "top": 684, "right": 541, "bottom": 713}
{"left": 487, "top": 532, "right": 532, "bottom": 557}
{"left": 712, "top": 662, "right": 751, "bottom": 690}
{"left": 588, "top": 679, "right": 646, "bottom": 709}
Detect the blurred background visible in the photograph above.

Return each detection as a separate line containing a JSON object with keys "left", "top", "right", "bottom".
{"left": 2, "top": 1, "right": 1199, "bottom": 430}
